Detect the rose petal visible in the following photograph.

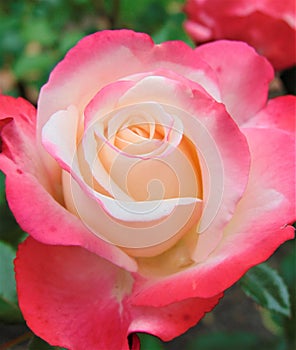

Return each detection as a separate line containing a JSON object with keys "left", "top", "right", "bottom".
{"left": 243, "top": 95, "right": 296, "bottom": 132}
{"left": 41, "top": 76, "right": 204, "bottom": 256}
{"left": 36, "top": 30, "right": 220, "bottom": 180}
{"left": 42, "top": 104, "right": 201, "bottom": 220}
{"left": 0, "top": 95, "right": 54, "bottom": 195}
{"left": 195, "top": 40, "right": 274, "bottom": 124}
{"left": 185, "top": 0, "right": 295, "bottom": 19}
{"left": 41, "top": 105, "right": 80, "bottom": 173}
{"left": 117, "top": 74, "right": 250, "bottom": 260}
{"left": 62, "top": 172, "right": 202, "bottom": 256}
{"left": 184, "top": 0, "right": 296, "bottom": 70}
{"left": 15, "top": 237, "right": 222, "bottom": 349}
{"left": 15, "top": 237, "right": 135, "bottom": 350}
{"left": 129, "top": 292, "right": 223, "bottom": 341}
{"left": 132, "top": 127, "right": 295, "bottom": 306}
{"left": 0, "top": 95, "right": 136, "bottom": 271}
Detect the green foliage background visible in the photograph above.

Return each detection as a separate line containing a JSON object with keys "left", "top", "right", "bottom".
{"left": 0, "top": 1, "right": 295, "bottom": 349}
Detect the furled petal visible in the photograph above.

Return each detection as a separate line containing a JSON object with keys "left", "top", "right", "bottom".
{"left": 42, "top": 102, "right": 202, "bottom": 256}
{"left": 41, "top": 71, "right": 249, "bottom": 259}
{"left": 117, "top": 75, "right": 250, "bottom": 260}
{"left": 132, "top": 127, "right": 295, "bottom": 306}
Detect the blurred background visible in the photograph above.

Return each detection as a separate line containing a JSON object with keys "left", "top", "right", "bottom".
{"left": 0, "top": 1, "right": 295, "bottom": 349}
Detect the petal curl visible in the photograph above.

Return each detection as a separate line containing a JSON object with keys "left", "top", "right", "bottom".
{"left": 0, "top": 95, "right": 53, "bottom": 194}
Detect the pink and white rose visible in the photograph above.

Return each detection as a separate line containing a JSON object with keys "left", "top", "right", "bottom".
{"left": 184, "top": 0, "right": 296, "bottom": 71}
{"left": 0, "top": 30, "right": 295, "bottom": 349}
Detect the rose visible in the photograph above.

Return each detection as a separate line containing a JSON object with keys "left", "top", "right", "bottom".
{"left": 184, "top": 0, "right": 296, "bottom": 71}
{"left": 1, "top": 29, "right": 295, "bottom": 349}
{"left": 0, "top": 30, "right": 295, "bottom": 350}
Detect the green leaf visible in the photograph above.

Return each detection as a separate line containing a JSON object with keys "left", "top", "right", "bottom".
{"left": 29, "top": 336, "right": 66, "bottom": 350}
{"left": 59, "top": 30, "right": 85, "bottom": 56}
{"left": 187, "top": 331, "right": 261, "bottom": 350}
{"left": 240, "top": 263, "right": 291, "bottom": 317}
{"left": 0, "top": 241, "right": 23, "bottom": 322}
{"left": 118, "top": 0, "right": 174, "bottom": 33}
{"left": 0, "top": 194, "right": 27, "bottom": 248}
{"left": 138, "top": 333, "right": 164, "bottom": 350}
{"left": 280, "top": 239, "right": 296, "bottom": 288}
{"left": 0, "top": 18, "right": 23, "bottom": 55}
{"left": 13, "top": 51, "right": 57, "bottom": 81}
{"left": 259, "top": 307, "right": 284, "bottom": 336}
{"left": 152, "top": 13, "right": 194, "bottom": 46}
{"left": 0, "top": 171, "right": 5, "bottom": 206}
{"left": 21, "top": 19, "right": 58, "bottom": 46}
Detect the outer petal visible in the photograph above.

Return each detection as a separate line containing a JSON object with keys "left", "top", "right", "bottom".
{"left": 0, "top": 95, "right": 53, "bottom": 195}
{"left": 37, "top": 30, "right": 219, "bottom": 133}
{"left": 15, "top": 237, "right": 134, "bottom": 350}
{"left": 129, "top": 293, "right": 222, "bottom": 341}
{"left": 195, "top": 40, "right": 274, "bottom": 124}
{"left": 184, "top": 0, "right": 295, "bottom": 27}
{"left": 184, "top": 0, "right": 296, "bottom": 70}
{"left": 16, "top": 237, "right": 222, "bottom": 349}
{"left": 0, "top": 95, "right": 136, "bottom": 271}
{"left": 243, "top": 95, "right": 296, "bottom": 132}
{"left": 133, "top": 127, "right": 295, "bottom": 306}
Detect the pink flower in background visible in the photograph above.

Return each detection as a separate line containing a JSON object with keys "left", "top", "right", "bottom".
{"left": 184, "top": 0, "right": 296, "bottom": 71}
{"left": 0, "top": 30, "right": 295, "bottom": 349}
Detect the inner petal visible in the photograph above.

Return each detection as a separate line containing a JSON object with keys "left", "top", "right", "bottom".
{"left": 129, "top": 125, "right": 150, "bottom": 138}
{"left": 114, "top": 127, "right": 163, "bottom": 156}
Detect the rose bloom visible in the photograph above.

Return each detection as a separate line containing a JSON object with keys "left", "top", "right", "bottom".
{"left": 0, "top": 30, "right": 295, "bottom": 349}
{"left": 184, "top": 0, "right": 296, "bottom": 71}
